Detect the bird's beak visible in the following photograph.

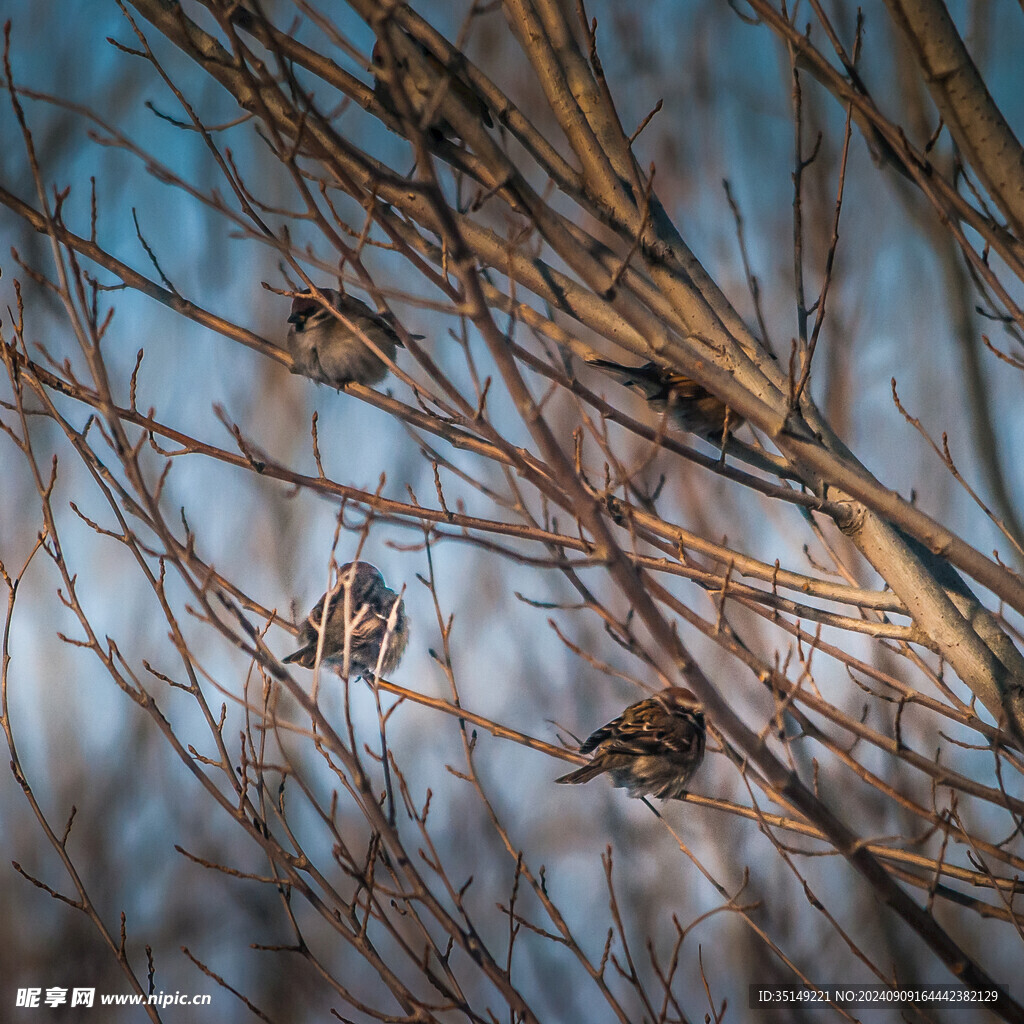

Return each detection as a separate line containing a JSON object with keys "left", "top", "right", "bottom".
{"left": 287, "top": 312, "right": 303, "bottom": 325}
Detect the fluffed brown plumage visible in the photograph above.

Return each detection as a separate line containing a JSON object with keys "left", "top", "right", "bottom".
{"left": 586, "top": 357, "right": 743, "bottom": 440}
{"left": 555, "top": 687, "right": 706, "bottom": 800}
{"left": 284, "top": 562, "right": 409, "bottom": 678}
{"left": 286, "top": 288, "right": 411, "bottom": 388}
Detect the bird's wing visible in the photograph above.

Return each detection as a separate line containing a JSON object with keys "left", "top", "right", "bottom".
{"left": 579, "top": 698, "right": 665, "bottom": 756}
{"left": 662, "top": 373, "right": 711, "bottom": 403}
{"left": 302, "top": 593, "right": 329, "bottom": 632}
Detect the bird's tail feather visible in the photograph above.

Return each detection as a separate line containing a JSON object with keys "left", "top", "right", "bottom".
{"left": 585, "top": 357, "right": 664, "bottom": 400}
{"left": 282, "top": 646, "right": 314, "bottom": 667}
{"left": 554, "top": 761, "right": 607, "bottom": 785}
{"left": 585, "top": 357, "right": 632, "bottom": 376}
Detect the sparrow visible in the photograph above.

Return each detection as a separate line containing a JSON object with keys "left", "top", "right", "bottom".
{"left": 372, "top": 37, "right": 492, "bottom": 140}
{"left": 286, "top": 289, "right": 408, "bottom": 388}
{"left": 586, "top": 357, "right": 743, "bottom": 439}
{"left": 555, "top": 687, "right": 706, "bottom": 800}
{"left": 284, "top": 562, "right": 409, "bottom": 678}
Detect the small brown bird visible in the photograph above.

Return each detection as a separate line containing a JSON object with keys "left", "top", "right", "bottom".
{"left": 555, "top": 687, "right": 706, "bottom": 800}
{"left": 372, "top": 37, "right": 493, "bottom": 139}
{"left": 284, "top": 562, "right": 409, "bottom": 678}
{"left": 286, "top": 289, "right": 408, "bottom": 388}
{"left": 586, "top": 357, "right": 743, "bottom": 440}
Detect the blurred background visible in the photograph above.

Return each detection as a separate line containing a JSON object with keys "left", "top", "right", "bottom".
{"left": 2, "top": 1, "right": 1023, "bottom": 1020}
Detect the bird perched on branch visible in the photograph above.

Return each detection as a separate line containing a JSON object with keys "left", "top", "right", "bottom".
{"left": 372, "top": 37, "right": 493, "bottom": 140}
{"left": 286, "top": 289, "right": 410, "bottom": 388}
{"left": 284, "top": 562, "right": 409, "bottom": 678}
{"left": 586, "top": 356, "right": 743, "bottom": 440}
{"left": 555, "top": 687, "right": 706, "bottom": 800}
